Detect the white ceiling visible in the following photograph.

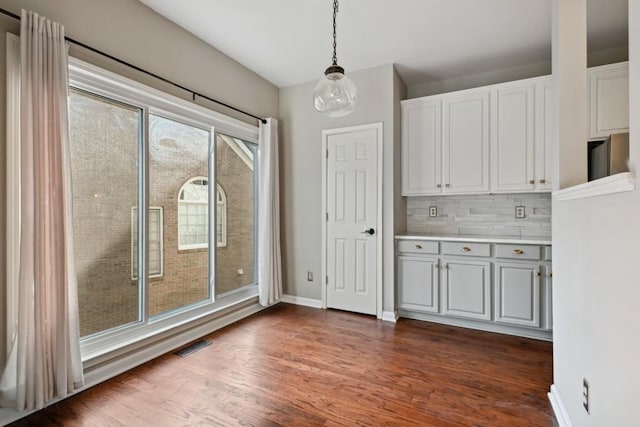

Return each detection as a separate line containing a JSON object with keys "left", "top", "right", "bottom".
{"left": 140, "top": 0, "right": 628, "bottom": 88}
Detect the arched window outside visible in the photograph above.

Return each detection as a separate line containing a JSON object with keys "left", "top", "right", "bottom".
{"left": 178, "top": 177, "right": 227, "bottom": 249}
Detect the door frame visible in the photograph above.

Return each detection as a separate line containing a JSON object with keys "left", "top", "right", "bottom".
{"left": 321, "top": 122, "right": 384, "bottom": 318}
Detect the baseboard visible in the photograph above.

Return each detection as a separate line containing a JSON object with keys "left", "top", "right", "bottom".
{"left": 548, "top": 384, "right": 573, "bottom": 427}
{"left": 0, "top": 300, "right": 265, "bottom": 426}
{"left": 280, "top": 294, "right": 323, "bottom": 309}
{"left": 382, "top": 310, "right": 399, "bottom": 323}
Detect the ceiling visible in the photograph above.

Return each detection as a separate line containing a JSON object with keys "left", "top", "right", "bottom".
{"left": 139, "top": 0, "right": 628, "bottom": 89}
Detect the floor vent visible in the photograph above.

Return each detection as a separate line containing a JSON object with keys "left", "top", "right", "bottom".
{"left": 174, "top": 339, "right": 211, "bottom": 357}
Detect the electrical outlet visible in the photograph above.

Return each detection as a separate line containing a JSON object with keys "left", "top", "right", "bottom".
{"left": 515, "top": 206, "right": 525, "bottom": 219}
{"left": 307, "top": 271, "right": 314, "bottom": 282}
{"left": 583, "top": 378, "right": 590, "bottom": 414}
{"left": 429, "top": 206, "right": 437, "bottom": 217}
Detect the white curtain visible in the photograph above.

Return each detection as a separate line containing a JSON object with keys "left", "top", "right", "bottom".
{"left": 258, "top": 118, "right": 283, "bottom": 306}
{"left": 0, "top": 10, "right": 84, "bottom": 411}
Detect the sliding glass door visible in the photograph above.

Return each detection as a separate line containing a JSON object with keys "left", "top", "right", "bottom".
{"left": 68, "top": 60, "right": 259, "bottom": 349}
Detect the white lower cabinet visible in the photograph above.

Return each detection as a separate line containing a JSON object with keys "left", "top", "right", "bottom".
{"left": 396, "top": 238, "right": 552, "bottom": 340}
{"left": 398, "top": 255, "right": 439, "bottom": 313}
{"left": 494, "top": 262, "right": 540, "bottom": 328}
{"left": 442, "top": 259, "right": 491, "bottom": 321}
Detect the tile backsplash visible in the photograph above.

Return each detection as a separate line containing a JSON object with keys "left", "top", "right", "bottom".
{"left": 406, "top": 193, "right": 551, "bottom": 238}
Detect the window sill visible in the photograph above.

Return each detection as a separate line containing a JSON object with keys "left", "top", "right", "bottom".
{"left": 553, "top": 172, "right": 636, "bottom": 201}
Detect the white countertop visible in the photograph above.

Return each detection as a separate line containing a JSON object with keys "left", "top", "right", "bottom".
{"left": 395, "top": 233, "right": 552, "bottom": 246}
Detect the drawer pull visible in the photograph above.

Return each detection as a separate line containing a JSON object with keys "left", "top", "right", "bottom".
{"left": 537, "top": 271, "right": 542, "bottom": 277}
{"left": 414, "top": 244, "right": 423, "bottom": 249}
{"left": 529, "top": 180, "right": 535, "bottom": 184}
{"left": 461, "top": 246, "right": 472, "bottom": 252}
{"left": 540, "top": 179, "right": 546, "bottom": 184}
{"left": 513, "top": 249, "right": 524, "bottom": 255}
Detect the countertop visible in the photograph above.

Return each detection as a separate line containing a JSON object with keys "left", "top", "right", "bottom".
{"left": 395, "top": 233, "right": 552, "bottom": 246}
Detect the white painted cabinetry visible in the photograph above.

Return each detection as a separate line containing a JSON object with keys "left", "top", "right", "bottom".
{"left": 589, "top": 62, "right": 629, "bottom": 139}
{"left": 401, "top": 99, "right": 442, "bottom": 195}
{"left": 443, "top": 91, "right": 490, "bottom": 194}
{"left": 396, "top": 237, "right": 552, "bottom": 340}
{"left": 535, "top": 78, "right": 554, "bottom": 191}
{"left": 398, "top": 255, "right": 439, "bottom": 313}
{"left": 494, "top": 262, "right": 540, "bottom": 328}
{"left": 401, "top": 89, "right": 489, "bottom": 196}
{"left": 442, "top": 258, "right": 491, "bottom": 321}
{"left": 491, "top": 82, "right": 536, "bottom": 192}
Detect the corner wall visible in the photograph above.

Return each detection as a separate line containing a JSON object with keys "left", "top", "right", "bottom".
{"left": 279, "top": 64, "right": 404, "bottom": 315}
{"left": 551, "top": 0, "right": 640, "bottom": 425}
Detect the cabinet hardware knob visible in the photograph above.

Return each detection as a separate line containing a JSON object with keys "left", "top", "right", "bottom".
{"left": 540, "top": 179, "right": 546, "bottom": 184}
{"left": 436, "top": 184, "right": 442, "bottom": 188}
{"left": 529, "top": 180, "right": 535, "bottom": 184}
{"left": 513, "top": 249, "right": 524, "bottom": 255}
{"left": 548, "top": 272, "right": 553, "bottom": 278}
{"left": 414, "top": 244, "right": 423, "bottom": 249}
{"left": 461, "top": 246, "right": 471, "bottom": 252}
{"left": 536, "top": 271, "right": 542, "bottom": 277}
{"left": 445, "top": 183, "right": 450, "bottom": 187}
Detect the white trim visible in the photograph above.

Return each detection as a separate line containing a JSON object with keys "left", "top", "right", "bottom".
{"left": 553, "top": 172, "right": 636, "bottom": 201}
{"left": 68, "top": 57, "right": 259, "bottom": 144}
{"left": 321, "top": 123, "right": 384, "bottom": 318}
{"left": 382, "top": 311, "right": 399, "bottom": 323}
{"left": 131, "top": 207, "right": 164, "bottom": 279}
{"left": 548, "top": 384, "right": 574, "bottom": 427}
{"left": 0, "top": 300, "right": 265, "bottom": 426}
{"left": 280, "top": 294, "right": 323, "bottom": 309}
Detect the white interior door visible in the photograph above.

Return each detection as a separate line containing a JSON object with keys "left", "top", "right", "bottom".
{"left": 324, "top": 124, "right": 381, "bottom": 316}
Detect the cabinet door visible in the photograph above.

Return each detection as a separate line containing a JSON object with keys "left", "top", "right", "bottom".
{"left": 494, "top": 262, "right": 540, "bottom": 328}
{"left": 442, "top": 259, "right": 491, "bottom": 320}
{"left": 535, "top": 78, "right": 553, "bottom": 191}
{"left": 443, "top": 91, "right": 490, "bottom": 194}
{"left": 401, "top": 100, "right": 442, "bottom": 195}
{"left": 397, "top": 255, "right": 439, "bottom": 313}
{"left": 491, "top": 84, "right": 535, "bottom": 192}
{"left": 589, "top": 63, "right": 629, "bottom": 138}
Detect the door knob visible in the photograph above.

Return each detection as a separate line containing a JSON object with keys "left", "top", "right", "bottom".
{"left": 361, "top": 228, "right": 375, "bottom": 235}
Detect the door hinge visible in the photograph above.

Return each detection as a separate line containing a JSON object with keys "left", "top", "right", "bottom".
{"left": 325, "top": 276, "right": 328, "bottom": 284}
{"left": 326, "top": 212, "right": 329, "bottom": 221}
{"left": 326, "top": 149, "right": 329, "bottom": 158}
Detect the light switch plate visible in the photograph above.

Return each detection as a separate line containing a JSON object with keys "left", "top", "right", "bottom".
{"left": 429, "top": 206, "right": 437, "bottom": 217}
{"left": 515, "top": 206, "right": 525, "bottom": 218}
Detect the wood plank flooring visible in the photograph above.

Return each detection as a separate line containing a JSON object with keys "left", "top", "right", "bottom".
{"left": 10, "top": 304, "right": 556, "bottom": 426}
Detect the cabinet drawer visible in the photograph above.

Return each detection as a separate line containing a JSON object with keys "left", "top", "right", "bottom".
{"left": 397, "top": 240, "right": 439, "bottom": 255}
{"left": 495, "top": 244, "right": 541, "bottom": 260}
{"left": 441, "top": 242, "right": 490, "bottom": 257}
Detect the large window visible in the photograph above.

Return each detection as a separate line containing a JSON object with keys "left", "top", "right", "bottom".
{"left": 67, "top": 58, "right": 259, "bottom": 354}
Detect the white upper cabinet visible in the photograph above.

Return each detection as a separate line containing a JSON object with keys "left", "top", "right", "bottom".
{"left": 491, "top": 82, "right": 536, "bottom": 192}
{"left": 401, "top": 99, "right": 442, "bottom": 195}
{"left": 535, "top": 78, "right": 553, "bottom": 191}
{"left": 589, "top": 62, "right": 629, "bottom": 138}
{"left": 443, "top": 91, "right": 490, "bottom": 194}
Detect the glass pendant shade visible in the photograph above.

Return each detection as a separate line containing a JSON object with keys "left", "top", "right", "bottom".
{"left": 313, "top": 66, "right": 358, "bottom": 117}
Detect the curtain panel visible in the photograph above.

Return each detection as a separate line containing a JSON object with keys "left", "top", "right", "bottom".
{"left": 0, "top": 10, "right": 84, "bottom": 411}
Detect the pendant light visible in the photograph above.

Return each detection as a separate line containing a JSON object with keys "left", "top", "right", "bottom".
{"left": 313, "top": 0, "right": 358, "bottom": 117}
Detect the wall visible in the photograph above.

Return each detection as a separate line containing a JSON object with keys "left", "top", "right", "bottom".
{"left": 407, "top": 194, "right": 551, "bottom": 238}
{"left": 551, "top": 0, "right": 640, "bottom": 425}
{"left": 279, "top": 64, "right": 405, "bottom": 315}
{"left": 0, "top": 0, "right": 278, "bottom": 369}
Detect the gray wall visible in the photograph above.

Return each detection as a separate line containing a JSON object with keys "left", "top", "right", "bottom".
{"left": 279, "top": 64, "right": 406, "bottom": 314}
{"left": 0, "top": 0, "right": 278, "bottom": 368}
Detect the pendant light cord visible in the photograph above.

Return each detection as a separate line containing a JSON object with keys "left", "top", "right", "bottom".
{"left": 332, "top": 0, "right": 339, "bottom": 66}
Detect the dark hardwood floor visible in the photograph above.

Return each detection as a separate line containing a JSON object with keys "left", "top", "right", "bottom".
{"left": 10, "top": 304, "right": 556, "bottom": 426}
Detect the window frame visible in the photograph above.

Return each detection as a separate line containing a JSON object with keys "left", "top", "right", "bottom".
{"left": 66, "top": 57, "right": 260, "bottom": 362}
{"left": 132, "top": 207, "right": 163, "bottom": 279}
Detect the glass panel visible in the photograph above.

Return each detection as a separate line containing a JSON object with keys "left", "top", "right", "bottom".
{"left": 149, "top": 114, "right": 210, "bottom": 317}
{"left": 215, "top": 133, "right": 256, "bottom": 296}
{"left": 69, "top": 89, "right": 141, "bottom": 337}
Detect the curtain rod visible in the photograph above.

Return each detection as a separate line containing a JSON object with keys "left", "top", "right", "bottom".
{"left": 0, "top": 7, "right": 268, "bottom": 125}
